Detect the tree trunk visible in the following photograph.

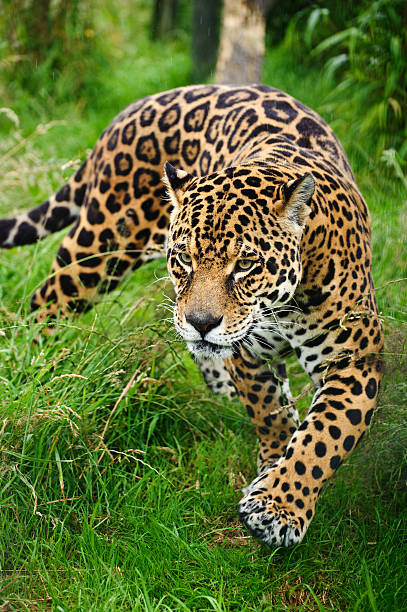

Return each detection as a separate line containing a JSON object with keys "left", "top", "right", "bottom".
{"left": 191, "top": 0, "right": 222, "bottom": 82}
{"left": 151, "top": 0, "right": 178, "bottom": 39}
{"left": 28, "top": 0, "right": 51, "bottom": 61}
{"left": 215, "top": 0, "right": 274, "bottom": 84}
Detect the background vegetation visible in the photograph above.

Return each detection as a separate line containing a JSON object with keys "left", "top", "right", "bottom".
{"left": 0, "top": 1, "right": 406, "bottom": 610}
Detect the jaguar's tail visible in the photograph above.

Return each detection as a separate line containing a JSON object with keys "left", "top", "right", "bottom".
{"left": 0, "top": 158, "right": 89, "bottom": 248}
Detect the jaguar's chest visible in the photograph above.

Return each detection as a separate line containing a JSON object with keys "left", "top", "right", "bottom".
{"left": 248, "top": 313, "right": 295, "bottom": 362}
{"left": 248, "top": 308, "right": 328, "bottom": 375}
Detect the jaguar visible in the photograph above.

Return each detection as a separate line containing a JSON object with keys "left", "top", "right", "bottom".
{"left": 0, "top": 85, "right": 383, "bottom": 547}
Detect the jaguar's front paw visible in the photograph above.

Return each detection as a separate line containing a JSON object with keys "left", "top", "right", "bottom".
{"left": 238, "top": 477, "right": 308, "bottom": 547}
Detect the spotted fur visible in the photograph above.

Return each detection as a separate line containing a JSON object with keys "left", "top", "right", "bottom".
{"left": 0, "top": 85, "right": 383, "bottom": 546}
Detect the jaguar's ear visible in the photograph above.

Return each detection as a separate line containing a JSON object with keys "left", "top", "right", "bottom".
{"left": 163, "top": 161, "right": 194, "bottom": 217}
{"left": 282, "top": 173, "right": 315, "bottom": 229}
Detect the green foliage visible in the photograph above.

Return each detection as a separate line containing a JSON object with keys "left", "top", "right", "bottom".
{"left": 281, "top": 2, "right": 360, "bottom": 57}
{"left": 0, "top": 0, "right": 192, "bottom": 123}
{"left": 265, "top": 0, "right": 315, "bottom": 47}
{"left": 0, "top": 0, "right": 105, "bottom": 103}
{"left": 281, "top": 0, "right": 407, "bottom": 159}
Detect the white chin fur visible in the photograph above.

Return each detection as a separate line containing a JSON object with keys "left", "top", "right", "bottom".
{"left": 186, "top": 341, "right": 233, "bottom": 360}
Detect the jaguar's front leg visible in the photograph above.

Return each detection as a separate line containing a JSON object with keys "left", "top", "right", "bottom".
{"left": 226, "top": 349, "right": 299, "bottom": 472}
{"left": 237, "top": 354, "right": 383, "bottom": 547}
{"left": 196, "top": 356, "right": 237, "bottom": 399}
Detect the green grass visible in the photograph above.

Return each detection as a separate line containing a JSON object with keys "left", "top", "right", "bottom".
{"left": 1, "top": 4, "right": 407, "bottom": 611}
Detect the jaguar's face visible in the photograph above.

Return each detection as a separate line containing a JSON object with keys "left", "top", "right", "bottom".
{"left": 163, "top": 162, "right": 315, "bottom": 359}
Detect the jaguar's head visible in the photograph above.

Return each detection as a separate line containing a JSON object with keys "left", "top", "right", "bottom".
{"left": 163, "top": 162, "right": 315, "bottom": 360}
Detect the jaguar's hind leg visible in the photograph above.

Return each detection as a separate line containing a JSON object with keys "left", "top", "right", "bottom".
{"left": 31, "top": 177, "right": 170, "bottom": 326}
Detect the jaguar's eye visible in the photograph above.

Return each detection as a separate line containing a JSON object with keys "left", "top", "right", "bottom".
{"left": 179, "top": 252, "right": 192, "bottom": 266}
{"left": 235, "top": 259, "right": 254, "bottom": 272}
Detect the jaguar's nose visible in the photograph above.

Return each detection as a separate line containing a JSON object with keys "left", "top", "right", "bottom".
{"left": 185, "top": 313, "right": 223, "bottom": 339}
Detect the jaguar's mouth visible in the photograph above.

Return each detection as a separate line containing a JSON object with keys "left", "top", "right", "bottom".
{"left": 186, "top": 339, "right": 234, "bottom": 360}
